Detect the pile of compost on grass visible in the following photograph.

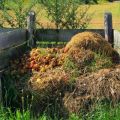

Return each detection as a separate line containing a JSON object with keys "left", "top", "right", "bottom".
{"left": 64, "top": 32, "right": 119, "bottom": 63}
{"left": 3, "top": 32, "right": 120, "bottom": 117}
{"left": 27, "top": 32, "right": 120, "bottom": 115}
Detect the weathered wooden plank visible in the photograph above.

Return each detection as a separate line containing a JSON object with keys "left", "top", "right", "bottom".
{"left": 104, "top": 12, "right": 113, "bottom": 46}
{"left": 0, "top": 28, "right": 21, "bottom": 33}
{"left": 35, "top": 29, "right": 105, "bottom": 42}
{"left": 27, "top": 11, "right": 36, "bottom": 48}
{"left": 0, "top": 42, "right": 27, "bottom": 71}
{"left": 0, "top": 50, "right": 9, "bottom": 70}
{"left": 0, "top": 73, "right": 2, "bottom": 103}
{"left": 114, "top": 30, "right": 120, "bottom": 54}
{"left": 0, "top": 29, "right": 26, "bottom": 50}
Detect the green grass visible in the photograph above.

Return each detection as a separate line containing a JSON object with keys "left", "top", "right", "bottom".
{"left": 87, "top": 52, "right": 113, "bottom": 72}
{"left": 36, "top": 41, "right": 67, "bottom": 48}
{"left": 0, "top": 103, "right": 120, "bottom": 120}
{"left": 86, "top": 103, "right": 120, "bottom": 120}
{"left": 87, "top": 2, "right": 120, "bottom": 29}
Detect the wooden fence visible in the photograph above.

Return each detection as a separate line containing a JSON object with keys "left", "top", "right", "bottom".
{"left": 0, "top": 29, "right": 27, "bottom": 71}
{"left": 0, "top": 28, "right": 106, "bottom": 72}
{"left": 0, "top": 12, "right": 119, "bottom": 72}
{"left": 0, "top": 11, "right": 36, "bottom": 73}
{"left": 0, "top": 11, "right": 120, "bottom": 102}
{"left": 35, "top": 29, "right": 105, "bottom": 42}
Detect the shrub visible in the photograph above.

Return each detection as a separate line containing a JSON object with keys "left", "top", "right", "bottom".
{"left": 0, "top": 0, "right": 37, "bottom": 28}
{"left": 39, "top": 0, "right": 92, "bottom": 29}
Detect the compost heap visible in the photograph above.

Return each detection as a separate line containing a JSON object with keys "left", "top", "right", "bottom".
{"left": 27, "top": 32, "right": 120, "bottom": 114}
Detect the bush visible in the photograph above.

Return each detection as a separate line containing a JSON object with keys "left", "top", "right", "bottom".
{"left": 39, "top": 0, "right": 92, "bottom": 29}
{"left": 83, "top": 0, "right": 98, "bottom": 4}
{"left": 0, "top": 0, "right": 37, "bottom": 28}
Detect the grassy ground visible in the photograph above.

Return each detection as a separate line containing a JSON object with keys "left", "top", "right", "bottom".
{"left": 88, "top": 2, "right": 120, "bottom": 29}
{"left": 0, "top": 103, "right": 120, "bottom": 120}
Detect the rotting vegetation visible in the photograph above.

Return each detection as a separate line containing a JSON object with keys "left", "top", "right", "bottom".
{"left": 2, "top": 32, "right": 120, "bottom": 118}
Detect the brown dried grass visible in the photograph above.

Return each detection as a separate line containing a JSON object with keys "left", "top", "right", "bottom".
{"left": 28, "top": 32, "right": 120, "bottom": 115}
{"left": 67, "top": 47, "right": 95, "bottom": 66}
{"left": 64, "top": 32, "right": 119, "bottom": 63}
{"left": 28, "top": 67, "right": 69, "bottom": 114}
{"left": 28, "top": 67, "right": 68, "bottom": 98}
{"left": 63, "top": 65, "right": 120, "bottom": 114}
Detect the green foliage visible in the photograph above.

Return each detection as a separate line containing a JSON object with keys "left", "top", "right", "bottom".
{"left": 63, "top": 57, "right": 78, "bottom": 71}
{"left": 98, "top": 0, "right": 109, "bottom": 3}
{"left": 82, "top": 0, "right": 98, "bottom": 4}
{"left": 69, "top": 113, "right": 82, "bottom": 120}
{"left": 86, "top": 103, "right": 120, "bottom": 120}
{"left": 2, "top": 70, "right": 32, "bottom": 110}
{"left": 0, "top": 103, "right": 120, "bottom": 120}
{"left": 0, "top": 0, "right": 37, "bottom": 28}
{"left": 87, "top": 52, "right": 113, "bottom": 72}
{"left": 63, "top": 56, "right": 79, "bottom": 83}
{"left": 39, "top": 0, "right": 92, "bottom": 29}
{"left": 0, "top": 107, "right": 31, "bottom": 120}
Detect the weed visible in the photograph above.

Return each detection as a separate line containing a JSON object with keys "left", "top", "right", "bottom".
{"left": 63, "top": 56, "right": 79, "bottom": 83}
{"left": 87, "top": 52, "right": 113, "bottom": 72}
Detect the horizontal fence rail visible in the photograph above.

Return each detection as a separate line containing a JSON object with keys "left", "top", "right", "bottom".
{"left": 0, "top": 29, "right": 26, "bottom": 50}
{"left": 114, "top": 30, "right": 120, "bottom": 54}
{"left": 0, "top": 28, "right": 22, "bottom": 33}
{"left": 36, "top": 29, "right": 105, "bottom": 42}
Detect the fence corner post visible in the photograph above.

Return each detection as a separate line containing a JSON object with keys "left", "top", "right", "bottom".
{"left": 104, "top": 12, "right": 113, "bottom": 47}
{"left": 27, "top": 11, "right": 36, "bottom": 48}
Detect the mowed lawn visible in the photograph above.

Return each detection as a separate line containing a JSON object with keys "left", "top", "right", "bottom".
{"left": 88, "top": 2, "right": 120, "bottom": 29}
{"left": 35, "top": 2, "right": 120, "bottom": 30}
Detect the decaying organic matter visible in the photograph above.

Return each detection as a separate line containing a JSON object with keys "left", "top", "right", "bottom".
{"left": 64, "top": 32, "right": 119, "bottom": 63}
{"left": 3, "top": 32, "right": 120, "bottom": 117}
{"left": 63, "top": 65, "right": 120, "bottom": 114}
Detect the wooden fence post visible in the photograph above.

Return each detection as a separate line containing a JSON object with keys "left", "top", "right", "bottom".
{"left": 27, "top": 11, "right": 36, "bottom": 48}
{"left": 0, "top": 72, "right": 2, "bottom": 103}
{"left": 104, "top": 12, "right": 113, "bottom": 46}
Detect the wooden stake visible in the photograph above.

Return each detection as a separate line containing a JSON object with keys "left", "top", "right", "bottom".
{"left": 104, "top": 12, "right": 113, "bottom": 46}
{"left": 27, "top": 11, "right": 36, "bottom": 48}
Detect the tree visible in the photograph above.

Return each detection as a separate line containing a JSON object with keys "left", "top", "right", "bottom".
{"left": 39, "top": 0, "right": 92, "bottom": 29}
{"left": 0, "top": 0, "right": 37, "bottom": 28}
{"left": 83, "top": 0, "right": 98, "bottom": 4}
{"left": 0, "top": 0, "right": 5, "bottom": 9}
